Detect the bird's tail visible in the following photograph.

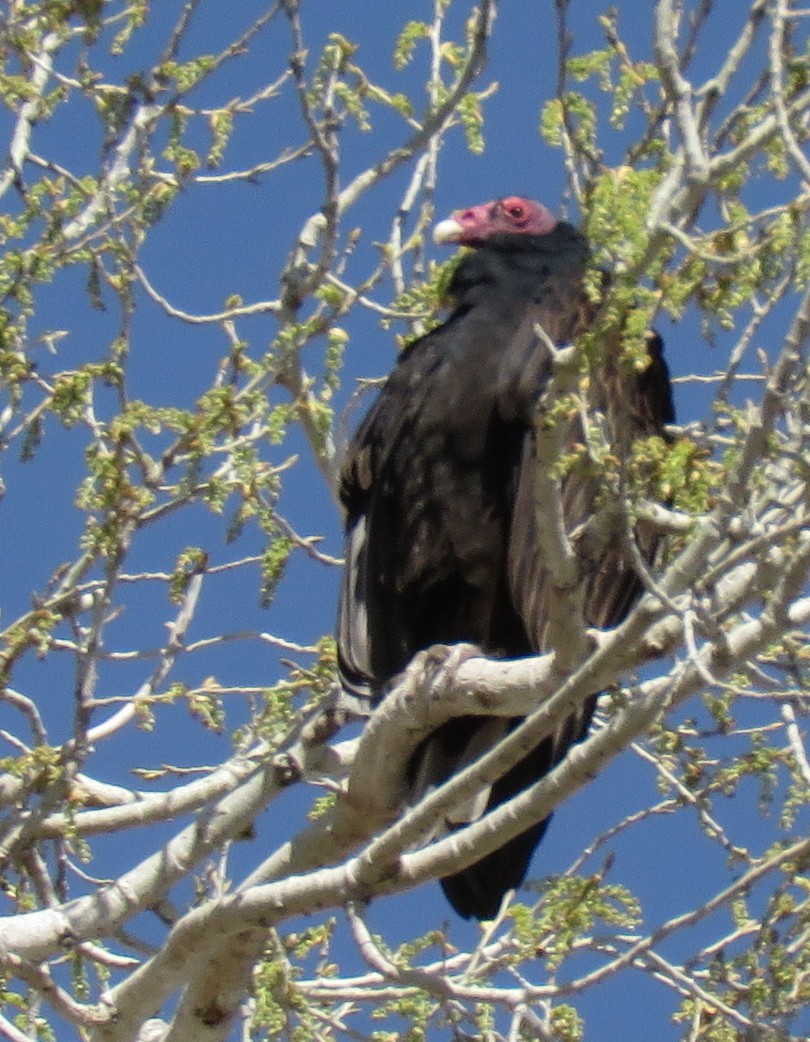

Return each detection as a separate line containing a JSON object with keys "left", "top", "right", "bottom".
{"left": 410, "top": 696, "right": 597, "bottom": 920}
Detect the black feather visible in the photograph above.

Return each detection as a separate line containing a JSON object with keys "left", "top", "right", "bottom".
{"left": 337, "top": 211, "right": 673, "bottom": 919}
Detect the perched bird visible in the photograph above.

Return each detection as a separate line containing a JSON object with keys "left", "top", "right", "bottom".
{"left": 337, "top": 196, "right": 674, "bottom": 919}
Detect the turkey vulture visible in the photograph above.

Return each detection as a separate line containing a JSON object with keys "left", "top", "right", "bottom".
{"left": 337, "top": 196, "right": 674, "bottom": 919}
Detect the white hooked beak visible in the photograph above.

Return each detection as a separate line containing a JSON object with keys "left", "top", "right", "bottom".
{"left": 432, "top": 216, "right": 465, "bottom": 245}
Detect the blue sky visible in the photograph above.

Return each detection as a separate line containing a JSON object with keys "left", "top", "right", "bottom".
{"left": 0, "top": 2, "right": 805, "bottom": 1039}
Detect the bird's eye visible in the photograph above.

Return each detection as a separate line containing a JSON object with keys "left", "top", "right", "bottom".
{"left": 508, "top": 204, "right": 525, "bottom": 218}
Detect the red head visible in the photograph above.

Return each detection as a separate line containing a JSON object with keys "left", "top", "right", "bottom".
{"left": 433, "top": 196, "right": 557, "bottom": 246}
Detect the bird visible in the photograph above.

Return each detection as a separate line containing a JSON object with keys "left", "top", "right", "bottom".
{"left": 337, "top": 195, "right": 674, "bottom": 919}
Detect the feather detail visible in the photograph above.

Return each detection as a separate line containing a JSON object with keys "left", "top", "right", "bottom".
{"left": 337, "top": 198, "right": 674, "bottom": 919}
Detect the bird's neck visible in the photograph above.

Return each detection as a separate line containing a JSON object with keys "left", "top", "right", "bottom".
{"left": 448, "top": 223, "right": 590, "bottom": 311}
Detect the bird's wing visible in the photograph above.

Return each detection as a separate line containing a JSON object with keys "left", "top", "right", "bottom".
{"left": 440, "top": 317, "right": 675, "bottom": 919}
{"left": 337, "top": 305, "right": 532, "bottom": 699}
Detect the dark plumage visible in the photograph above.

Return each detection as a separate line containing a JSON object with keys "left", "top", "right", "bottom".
{"left": 337, "top": 196, "right": 674, "bottom": 919}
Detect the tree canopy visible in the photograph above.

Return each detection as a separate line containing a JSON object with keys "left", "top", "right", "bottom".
{"left": 0, "top": 2, "right": 809, "bottom": 1041}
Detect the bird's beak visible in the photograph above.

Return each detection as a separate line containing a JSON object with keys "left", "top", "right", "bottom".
{"left": 432, "top": 216, "right": 464, "bottom": 245}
